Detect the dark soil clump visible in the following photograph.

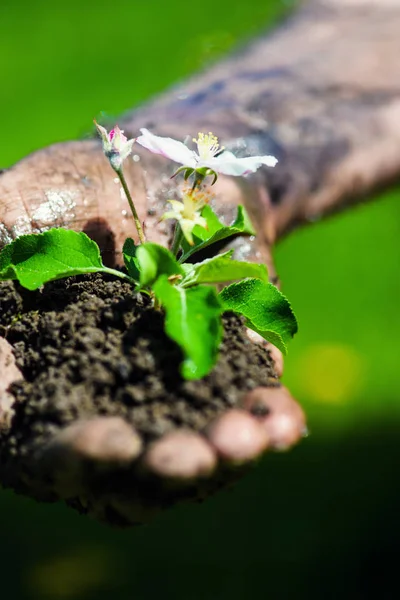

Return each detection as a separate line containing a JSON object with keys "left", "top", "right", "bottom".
{"left": 0, "top": 275, "right": 278, "bottom": 523}
{"left": 0, "top": 275, "right": 277, "bottom": 439}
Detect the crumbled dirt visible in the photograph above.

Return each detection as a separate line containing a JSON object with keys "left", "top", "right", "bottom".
{"left": 0, "top": 274, "right": 277, "bottom": 459}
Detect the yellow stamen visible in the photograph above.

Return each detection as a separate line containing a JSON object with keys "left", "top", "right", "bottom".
{"left": 193, "top": 132, "right": 225, "bottom": 161}
{"left": 183, "top": 184, "right": 212, "bottom": 210}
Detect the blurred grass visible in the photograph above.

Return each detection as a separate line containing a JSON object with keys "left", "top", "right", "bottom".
{"left": 0, "top": 0, "right": 288, "bottom": 165}
{"left": 276, "top": 189, "right": 400, "bottom": 432}
{"left": 1, "top": 0, "right": 400, "bottom": 598}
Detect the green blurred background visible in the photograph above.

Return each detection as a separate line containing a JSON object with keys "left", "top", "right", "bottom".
{"left": 1, "top": 0, "right": 399, "bottom": 598}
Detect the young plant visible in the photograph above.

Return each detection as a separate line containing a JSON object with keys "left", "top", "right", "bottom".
{"left": 0, "top": 125, "right": 297, "bottom": 380}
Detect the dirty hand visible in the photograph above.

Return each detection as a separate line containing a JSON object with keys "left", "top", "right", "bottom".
{"left": 0, "top": 140, "right": 306, "bottom": 526}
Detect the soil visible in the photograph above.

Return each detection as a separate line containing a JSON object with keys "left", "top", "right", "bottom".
{"left": 0, "top": 274, "right": 278, "bottom": 524}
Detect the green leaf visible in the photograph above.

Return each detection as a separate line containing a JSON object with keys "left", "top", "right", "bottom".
{"left": 172, "top": 166, "right": 194, "bottom": 180}
{"left": 243, "top": 325, "right": 288, "bottom": 355}
{"left": 219, "top": 279, "right": 298, "bottom": 355}
{"left": 179, "top": 225, "right": 207, "bottom": 257}
{"left": 136, "top": 242, "right": 185, "bottom": 287}
{"left": 153, "top": 275, "right": 223, "bottom": 380}
{"left": 182, "top": 251, "right": 268, "bottom": 287}
{"left": 179, "top": 205, "right": 256, "bottom": 263}
{"left": 0, "top": 229, "right": 107, "bottom": 290}
{"left": 179, "top": 206, "right": 221, "bottom": 257}
{"left": 122, "top": 238, "right": 140, "bottom": 281}
{"left": 231, "top": 203, "right": 256, "bottom": 234}
{"left": 201, "top": 205, "right": 225, "bottom": 235}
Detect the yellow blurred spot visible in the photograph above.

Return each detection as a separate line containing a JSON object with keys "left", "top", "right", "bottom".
{"left": 293, "top": 343, "right": 365, "bottom": 403}
{"left": 28, "top": 545, "right": 112, "bottom": 599}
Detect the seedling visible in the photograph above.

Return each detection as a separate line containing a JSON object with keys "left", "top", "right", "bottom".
{"left": 0, "top": 125, "right": 297, "bottom": 380}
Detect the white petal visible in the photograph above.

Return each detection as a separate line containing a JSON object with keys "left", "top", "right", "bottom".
{"left": 136, "top": 128, "right": 196, "bottom": 167}
{"left": 120, "top": 139, "right": 135, "bottom": 162}
{"left": 194, "top": 216, "right": 207, "bottom": 228}
{"left": 94, "top": 121, "right": 112, "bottom": 152}
{"left": 180, "top": 218, "right": 196, "bottom": 245}
{"left": 168, "top": 200, "right": 185, "bottom": 213}
{"left": 94, "top": 121, "right": 109, "bottom": 140}
{"left": 162, "top": 210, "right": 180, "bottom": 221}
{"left": 207, "top": 152, "right": 278, "bottom": 176}
{"left": 213, "top": 150, "right": 236, "bottom": 161}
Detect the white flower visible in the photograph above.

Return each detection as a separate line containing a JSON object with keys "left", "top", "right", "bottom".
{"left": 163, "top": 192, "right": 208, "bottom": 245}
{"left": 136, "top": 129, "right": 278, "bottom": 177}
{"left": 94, "top": 121, "right": 135, "bottom": 172}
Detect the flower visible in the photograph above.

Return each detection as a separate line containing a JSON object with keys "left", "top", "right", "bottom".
{"left": 94, "top": 121, "right": 135, "bottom": 172}
{"left": 163, "top": 191, "right": 208, "bottom": 245}
{"left": 136, "top": 128, "right": 278, "bottom": 177}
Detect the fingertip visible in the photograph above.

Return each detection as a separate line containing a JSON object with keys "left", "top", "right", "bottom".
{"left": 142, "top": 430, "right": 217, "bottom": 480}
{"left": 206, "top": 409, "right": 269, "bottom": 463}
{"left": 45, "top": 416, "right": 143, "bottom": 465}
{"left": 242, "top": 386, "right": 307, "bottom": 450}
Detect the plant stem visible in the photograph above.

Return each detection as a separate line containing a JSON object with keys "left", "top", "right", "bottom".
{"left": 191, "top": 172, "right": 203, "bottom": 193}
{"left": 153, "top": 293, "right": 161, "bottom": 310}
{"left": 102, "top": 267, "right": 136, "bottom": 284}
{"left": 171, "top": 224, "right": 183, "bottom": 256}
{"left": 116, "top": 168, "right": 146, "bottom": 244}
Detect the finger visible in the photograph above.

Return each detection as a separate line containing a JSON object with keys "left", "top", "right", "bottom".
{"left": 241, "top": 386, "right": 307, "bottom": 450}
{"left": 0, "top": 337, "right": 22, "bottom": 395}
{"left": 267, "top": 346, "right": 284, "bottom": 378}
{"left": 39, "top": 417, "right": 143, "bottom": 496}
{"left": 142, "top": 430, "right": 216, "bottom": 480}
{"left": 245, "top": 329, "right": 284, "bottom": 377}
{"left": 206, "top": 409, "right": 269, "bottom": 463}
{"left": 47, "top": 417, "right": 143, "bottom": 463}
{"left": 0, "top": 392, "right": 15, "bottom": 433}
{"left": 0, "top": 337, "right": 22, "bottom": 430}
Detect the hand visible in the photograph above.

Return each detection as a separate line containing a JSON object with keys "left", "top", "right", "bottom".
{"left": 0, "top": 140, "right": 306, "bottom": 526}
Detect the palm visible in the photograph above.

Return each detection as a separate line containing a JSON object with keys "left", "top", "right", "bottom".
{"left": 0, "top": 142, "right": 305, "bottom": 526}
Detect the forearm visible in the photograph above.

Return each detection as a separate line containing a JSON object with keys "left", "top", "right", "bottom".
{"left": 0, "top": 140, "right": 278, "bottom": 279}
{"left": 121, "top": 0, "right": 400, "bottom": 239}
{"left": 1, "top": 0, "right": 399, "bottom": 259}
